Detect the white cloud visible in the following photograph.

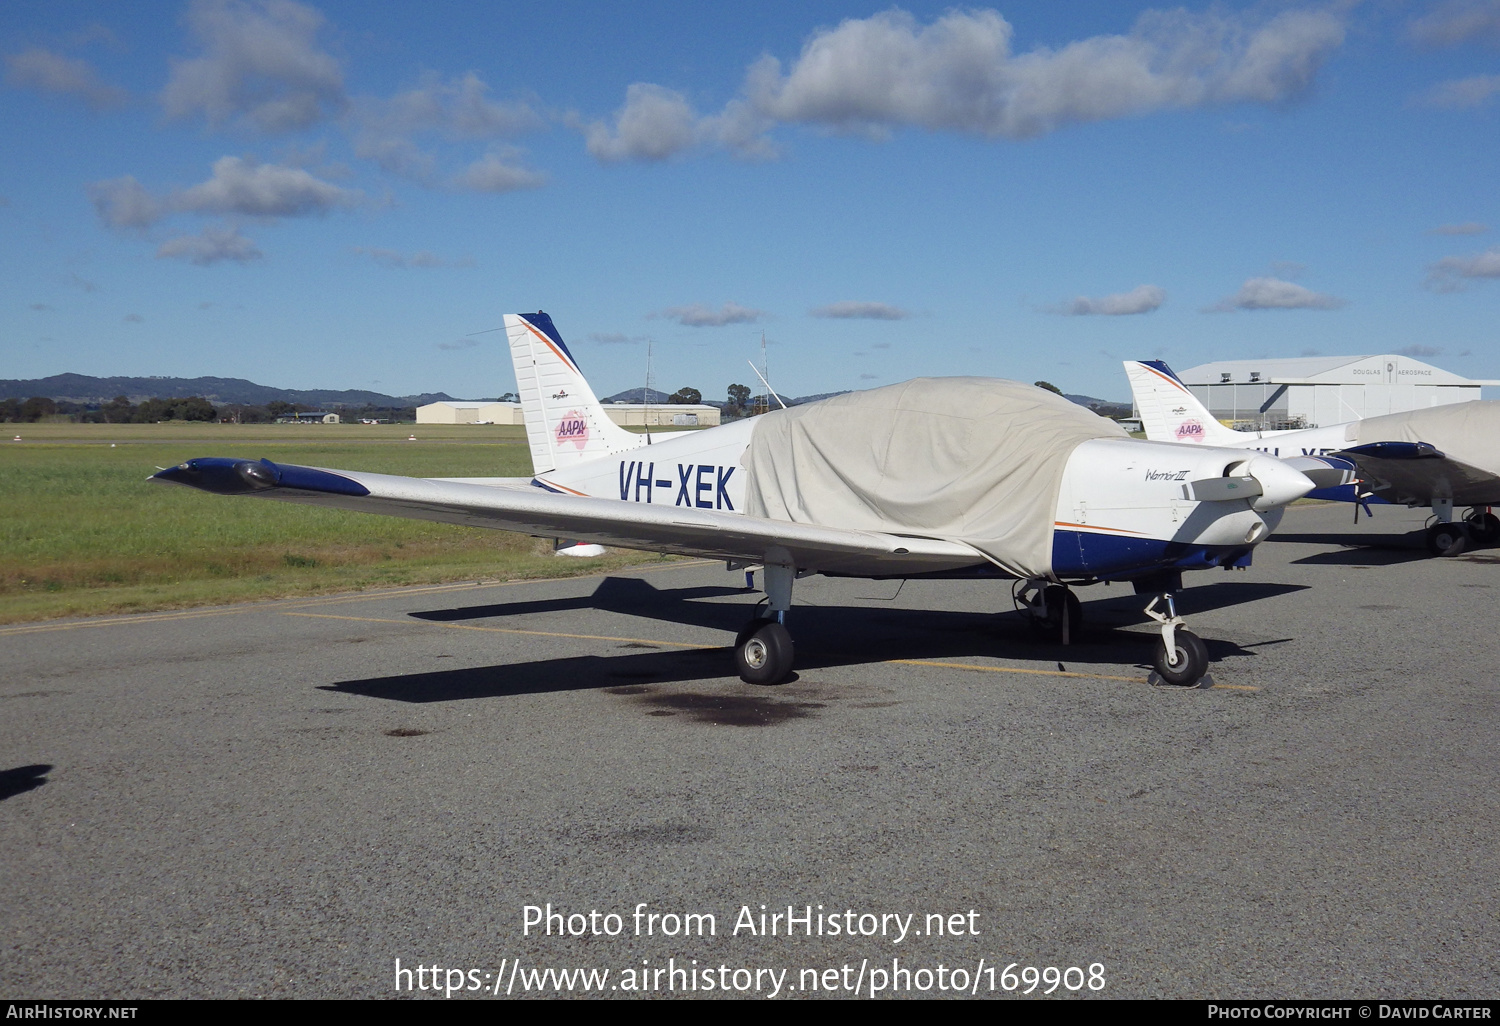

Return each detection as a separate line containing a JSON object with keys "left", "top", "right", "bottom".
{"left": 1205, "top": 277, "right": 1346, "bottom": 311}
{"left": 579, "top": 83, "right": 779, "bottom": 162}
{"left": 1428, "top": 222, "right": 1489, "bottom": 235}
{"left": 584, "top": 84, "right": 701, "bottom": 162}
{"left": 744, "top": 6, "right": 1345, "bottom": 140}
{"left": 5, "top": 48, "right": 127, "bottom": 110}
{"left": 809, "top": 300, "right": 909, "bottom": 320}
{"left": 161, "top": 0, "right": 346, "bottom": 133}
{"left": 352, "top": 71, "right": 540, "bottom": 184}
{"left": 156, "top": 225, "right": 263, "bottom": 265}
{"left": 1050, "top": 284, "right": 1165, "bottom": 316}
{"left": 1413, "top": 73, "right": 1500, "bottom": 107}
{"left": 1409, "top": 0, "right": 1500, "bottom": 48}
{"left": 1426, "top": 247, "right": 1500, "bottom": 291}
{"left": 358, "top": 71, "right": 536, "bottom": 141}
{"left": 176, "top": 156, "right": 359, "bottom": 217}
{"left": 352, "top": 246, "right": 473, "bottom": 269}
{"left": 452, "top": 151, "right": 546, "bottom": 193}
{"left": 658, "top": 302, "right": 764, "bottom": 327}
{"left": 88, "top": 176, "right": 167, "bottom": 229}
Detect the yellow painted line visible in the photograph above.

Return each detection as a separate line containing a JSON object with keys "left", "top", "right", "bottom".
{"left": 284, "top": 559, "right": 717, "bottom": 609}
{"left": 0, "top": 606, "right": 244, "bottom": 636}
{"left": 892, "top": 658, "right": 1149, "bottom": 683}
{"left": 892, "top": 660, "right": 1257, "bottom": 689}
{"left": 0, "top": 559, "right": 719, "bottom": 635}
{"left": 280, "top": 610, "right": 717, "bottom": 649}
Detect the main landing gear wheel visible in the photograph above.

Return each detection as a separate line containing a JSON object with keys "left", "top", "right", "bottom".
{"left": 1152, "top": 629, "right": 1209, "bottom": 688}
{"left": 735, "top": 619, "right": 794, "bottom": 685}
{"left": 1039, "top": 585, "right": 1083, "bottom": 644}
{"left": 1426, "top": 521, "right": 1469, "bottom": 557}
{"left": 1464, "top": 510, "right": 1499, "bottom": 545}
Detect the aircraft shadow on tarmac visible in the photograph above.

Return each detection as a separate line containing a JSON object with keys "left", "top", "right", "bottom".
{"left": 322, "top": 577, "right": 1304, "bottom": 704}
{"left": 0, "top": 764, "right": 52, "bottom": 802}
{"left": 1266, "top": 526, "right": 1495, "bottom": 566}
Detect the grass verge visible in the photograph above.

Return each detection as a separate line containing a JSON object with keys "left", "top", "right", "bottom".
{"left": 0, "top": 426, "right": 681, "bottom": 624}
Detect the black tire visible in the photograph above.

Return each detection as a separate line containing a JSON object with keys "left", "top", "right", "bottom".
{"left": 1152, "top": 629, "right": 1209, "bottom": 687}
{"left": 1037, "top": 585, "right": 1083, "bottom": 643}
{"left": 735, "top": 620, "right": 794, "bottom": 685}
{"left": 1426, "top": 522, "right": 1468, "bottom": 557}
{"left": 735, "top": 617, "right": 774, "bottom": 650}
{"left": 1464, "top": 511, "right": 1500, "bottom": 545}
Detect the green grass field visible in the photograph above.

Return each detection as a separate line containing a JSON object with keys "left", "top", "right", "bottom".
{"left": 0, "top": 423, "right": 677, "bottom": 624}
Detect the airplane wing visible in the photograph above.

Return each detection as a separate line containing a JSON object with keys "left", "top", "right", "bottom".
{"left": 151, "top": 457, "right": 991, "bottom": 577}
{"left": 1334, "top": 442, "right": 1500, "bottom": 506}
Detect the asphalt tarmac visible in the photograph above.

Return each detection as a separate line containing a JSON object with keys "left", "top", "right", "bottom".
{"left": 2, "top": 501, "right": 1496, "bottom": 1000}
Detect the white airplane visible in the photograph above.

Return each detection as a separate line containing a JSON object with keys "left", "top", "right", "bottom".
{"left": 1125, "top": 360, "right": 1500, "bottom": 556}
{"left": 152, "top": 312, "right": 1330, "bottom": 688}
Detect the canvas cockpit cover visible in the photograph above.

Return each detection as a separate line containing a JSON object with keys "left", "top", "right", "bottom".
{"left": 743, "top": 377, "right": 1127, "bottom": 579}
{"left": 1347, "top": 401, "right": 1500, "bottom": 472}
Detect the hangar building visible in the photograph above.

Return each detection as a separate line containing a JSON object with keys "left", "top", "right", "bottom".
{"left": 1169, "top": 355, "right": 1499, "bottom": 430}
{"left": 416, "top": 401, "right": 524, "bottom": 425}
{"left": 416, "top": 400, "right": 720, "bottom": 427}
{"left": 602, "top": 403, "right": 720, "bottom": 427}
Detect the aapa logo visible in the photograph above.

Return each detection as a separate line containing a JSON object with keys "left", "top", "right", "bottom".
{"left": 1175, "top": 419, "right": 1205, "bottom": 442}
{"left": 554, "top": 410, "right": 590, "bottom": 449}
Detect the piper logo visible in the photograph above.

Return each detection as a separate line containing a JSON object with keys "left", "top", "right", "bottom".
{"left": 554, "top": 410, "right": 590, "bottom": 449}
{"left": 1175, "top": 419, "right": 1205, "bottom": 442}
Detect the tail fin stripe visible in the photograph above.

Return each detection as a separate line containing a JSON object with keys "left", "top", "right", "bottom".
{"left": 1141, "top": 364, "right": 1192, "bottom": 394}
{"left": 521, "top": 321, "right": 581, "bottom": 376}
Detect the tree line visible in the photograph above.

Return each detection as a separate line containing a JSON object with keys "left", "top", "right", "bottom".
{"left": 0, "top": 396, "right": 416, "bottom": 423}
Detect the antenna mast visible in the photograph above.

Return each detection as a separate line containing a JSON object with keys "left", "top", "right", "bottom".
{"left": 643, "top": 338, "right": 654, "bottom": 444}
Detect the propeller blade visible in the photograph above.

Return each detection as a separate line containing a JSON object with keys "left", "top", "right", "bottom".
{"left": 1189, "top": 457, "right": 1315, "bottom": 511}
{"left": 1190, "top": 476, "right": 1260, "bottom": 502}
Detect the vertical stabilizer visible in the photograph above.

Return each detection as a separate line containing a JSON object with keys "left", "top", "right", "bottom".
{"left": 505, "top": 312, "right": 646, "bottom": 475}
{"left": 1124, "top": 360, "right": 1245, "bottom": 446}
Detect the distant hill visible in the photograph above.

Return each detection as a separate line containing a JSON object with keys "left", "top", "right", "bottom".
{"left": 1064, "top": 393, "right": 1132, "bottom": 417}
{"left": 0, "top": 373, "right": 454, "bottom": 408}
{"left": 601, "top": 387, "right": 674, "bottom": 405}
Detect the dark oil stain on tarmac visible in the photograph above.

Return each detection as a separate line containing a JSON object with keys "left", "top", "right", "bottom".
{"left": 616, "top": 642, "right": 660, "bottom": 650}
{"left": 1, "top": 691, "right": 72, "bottom": 699}
{"left": 1459, "top": 584, "right": 1492, "bottom": 588}
{"left": 385, "top": 727, "right": 429, "bottom": 737}
{"left": 648, "top": 691, "right": 824, "bottom": 726}
{"left": 605, "top": 683, "right": 824, "bottom": 725}
{"left": 1460, "top": 554, "right": 1500, "bottom": 564}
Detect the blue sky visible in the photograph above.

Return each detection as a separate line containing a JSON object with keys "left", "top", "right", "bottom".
{"left": 3, "top": 0, "right": 1499, "bottom": 402}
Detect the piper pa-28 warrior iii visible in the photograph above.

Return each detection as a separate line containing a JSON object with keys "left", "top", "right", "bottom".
{"left": 153, "top": 312, "right": 1326, "bottom": 688}
{"left": 1124, "top": 359, "right": 1500, "bottom": 556}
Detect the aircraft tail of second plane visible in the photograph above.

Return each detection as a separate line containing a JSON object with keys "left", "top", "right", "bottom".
{"left": 1124, "top": 360, "right": 1249, "bottom": 447}
{"left": 505, "top": 312, "right": 648, "bottom": 476}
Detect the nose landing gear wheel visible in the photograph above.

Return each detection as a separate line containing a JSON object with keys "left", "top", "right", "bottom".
{"left": 735, "top": 619, "right": 794, "bottom": 685}
{"left": 1152, "top": 628, "right": 1209, "bottom": 687}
